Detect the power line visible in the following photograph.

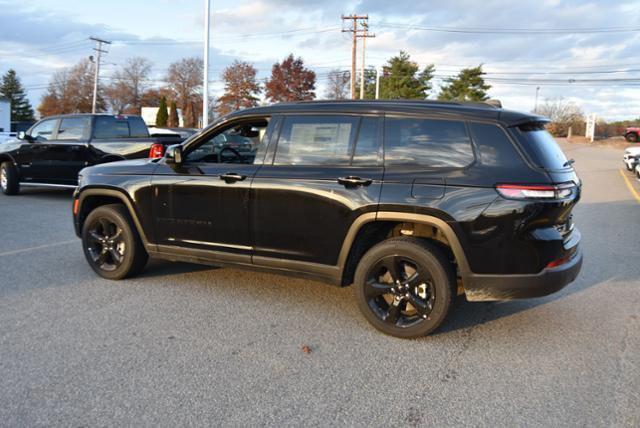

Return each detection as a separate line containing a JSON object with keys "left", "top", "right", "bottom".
{"left": 378, "top": 22, "right": 640, "bottom": 34}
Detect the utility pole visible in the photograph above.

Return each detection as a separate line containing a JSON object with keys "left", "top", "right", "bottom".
{"left": 358, "top": 21, "right": 375, "bottom": 100}
{"left": 89, "top": 37, "right": 111, "bottom": 114}
{"left": 534, "top": 86, "right": 540, "bottom": 113}
{"left": 203, "top": 0, "right": 211, "bottom": 128}
{"left": 342, "top": 14, "right": 368, "bottom": 99}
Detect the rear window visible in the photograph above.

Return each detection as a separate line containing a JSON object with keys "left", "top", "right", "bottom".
{"left": 517, "top": 123, "right": 569, "bottom": 170}
{"left": 93, "top": 116, "right": 149, "bottom": 139}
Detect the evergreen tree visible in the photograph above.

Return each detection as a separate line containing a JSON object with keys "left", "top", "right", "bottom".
{"left": 168, "top": 100, "right": 179, "bottom": 127}
{"left": 156, "top": 96, "right": 168, "bottom": 127}
{"left": 0, "top": 69, "right": 35, "bottom": 121}
{"left": 437, "top": 65, "right": 491, "bottom": 102}
{"left": 379, "top": 51, "right": 434, "bottom": 100}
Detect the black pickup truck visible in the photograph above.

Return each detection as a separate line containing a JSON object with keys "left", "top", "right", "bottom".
{"left": 0, "top": 114, "right": 185, "bottom": 194}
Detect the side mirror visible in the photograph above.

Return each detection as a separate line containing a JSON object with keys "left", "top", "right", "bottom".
{"left": 17, "top": 131, "right": 30, "bottom": 141}
{"left": 165, "top": 144, "right": 183, "bottom": 165}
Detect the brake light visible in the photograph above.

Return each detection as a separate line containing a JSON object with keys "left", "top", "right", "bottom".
{"left": 148, "top": 143, "right": 165, "bottom": 159}
{"left": 496, "top": 183, "right": 575, "bottom": 200}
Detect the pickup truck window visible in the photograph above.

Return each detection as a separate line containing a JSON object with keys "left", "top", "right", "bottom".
{"left": 93, "top": 116, "right": 150, "bottom": 139}
{"left": 57, "top": 117, "right": 90, "bottom": 141}
{"left": 29, "top": 119, "right": 57, "bottom": 141}
{"left": 275, "top": 115, "right": 357, "bottom": 166}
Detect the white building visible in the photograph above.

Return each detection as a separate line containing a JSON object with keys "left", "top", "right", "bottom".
{"left": 140, "top": 106, "right": 184, "bottom": 127}
{"left": 0, "top": 96, "right": 10, "bottom": 133}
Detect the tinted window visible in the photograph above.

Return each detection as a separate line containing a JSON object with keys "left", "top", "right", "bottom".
{"left": 93, "top": 116, "right": 130, "bottom": 139}
{"left": 29, "top": 119, "right": 57, "bottom": 141}
{"left": 517, "top": 124, "right": 570, "bottom": 170}
{"left": 57, "top": 117, "right": 90, "bottom": 140}
{"left": 469, "top": 122, "right": 524, "bottom": 167}
{"left": 352, "top": 117, "right": 379, "bottom": 166}
{"left": 275, "top": 115, "right": 357, "bottom": 166}
{"left": 384, "top": 118, "right": 474, "bottom": 167}
{"left": 128, "top": 116, "right": 149, "bottom": 138}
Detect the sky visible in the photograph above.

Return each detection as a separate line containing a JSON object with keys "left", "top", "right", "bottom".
{"left": 1, "top": 0, "right": 639, "bottom": 121}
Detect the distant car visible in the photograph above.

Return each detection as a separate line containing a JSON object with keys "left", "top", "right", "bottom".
{"left": 624, "top": 127, "right": 640, "bottom": 143}
{"left": 623, "top": 147, "right": 640, "bottom": 171}
{"left": 0, "top": 114, "right": 183, "bottom": 195}
{"left": 636, "top": 162, "right": 640, "bottom": 179}
{"left": 148, "top": 127, "right": 199, "bottom": 140}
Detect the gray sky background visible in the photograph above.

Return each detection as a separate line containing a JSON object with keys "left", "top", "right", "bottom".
{"left": 1, "top": 0, "right": 639, "bottom": 120}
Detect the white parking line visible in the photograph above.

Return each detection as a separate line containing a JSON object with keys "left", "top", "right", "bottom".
{"left": 0, "top": 240, "right": 77, "bottom": 257}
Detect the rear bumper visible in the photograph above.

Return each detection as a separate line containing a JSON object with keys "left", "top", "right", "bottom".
{"left": 463, "top": 245, "right": 583, "bottom": 301}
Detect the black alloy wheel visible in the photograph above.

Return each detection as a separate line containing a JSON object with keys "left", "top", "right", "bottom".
{"left": 82, "top": 204, "right": 148, "bottom": 279}
{"left": 354, "top": 237, "right": 456, "bottom": 338}
{"left": 86, "top": 217, "right": 126, "bottom": 272}
{"left": 363, "top": 255, "right": 436, "bottom": 328}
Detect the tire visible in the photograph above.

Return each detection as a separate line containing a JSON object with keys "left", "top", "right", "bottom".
{"left": 81, "top": 204, "right": 148, "bottom": 280}
{"left": 627, "top": 163, "right": 634, "bottom": 171}
{"left": 626, "top": 133, "right": 638, "bottom": 143}
{"left": 0, "top": 161, "right": 19, "bottom": 195}
{"left": 353, "top": 237, "right": 456, "bottom": 338}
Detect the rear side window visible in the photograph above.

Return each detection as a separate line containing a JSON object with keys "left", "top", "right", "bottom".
{"left": 93, "top": 116, "right": 130, "bottom": 139}
{"left": 128, "top": 116, "right": 150, "bottom": 138}
{"left": 92, "top": 116, "right": 149, "bottom": 139}
{"left": 275, "top": 115, "right": 357, "bottom": 165}
{"left": 516, "top": 123, "right": 569, "bottom": 170}
{"left": 469, "top": 122, "right": 524, "bottom": 167}
{"left": 57, "top": 117, "right": 90, "bottom": 140}
{"left": 384, "top": 118, "right": 474, "bottom": 167}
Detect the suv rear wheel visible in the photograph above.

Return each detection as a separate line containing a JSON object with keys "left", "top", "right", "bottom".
{"left": 82, "top": 204, "right": 148, "bottom": 280}
{"left": 353, "top": 237, "right": 456, "bottom": 338}
{"left": 626, "top": 133, "right": 638, "bottom": 143}
{"left": 0, "top": 161, "right": 19, "bottom": 195}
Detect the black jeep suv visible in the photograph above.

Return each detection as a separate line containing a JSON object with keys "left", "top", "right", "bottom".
{"left": 72, "top": 101, "right": 582, "bottom": 338}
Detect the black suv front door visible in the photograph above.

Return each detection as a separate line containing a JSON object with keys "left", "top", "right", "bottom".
{"left": 151, "top": 116, "right": 274, "bottom": 263}
{"left": 251, "top": 114, "right": 383, "bottom": 267}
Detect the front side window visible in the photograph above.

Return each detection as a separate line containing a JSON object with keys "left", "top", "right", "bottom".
{"left": 57, "top": 117, "right": 90, "bottom": 141}
{"left": 384, "top": 117, "right": 474, "bottom": 168}
{"left": 29, "top": 119, "right": 57, "bottom": 141}
{"left": 274, "top": 115, "right": 358, "bottom": 166}
{"left": 185, "top": 119, "right": 269, "bottom": 164}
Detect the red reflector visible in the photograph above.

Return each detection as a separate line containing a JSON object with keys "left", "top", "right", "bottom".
{"left": 148, "top": 143, "right": 165, "bottom": 159}
{"left": 73, "top": 199, "right": 79, "bottom": 215}
{"left": 546, "top": 255, "right": 570, "bottom": 269}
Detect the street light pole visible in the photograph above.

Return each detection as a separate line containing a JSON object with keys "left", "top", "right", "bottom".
{"left": 202, "top": 0, "right": 211, "bottom": 128}
{"left": 534, "top": 86, "right": 540, "bottom": 113}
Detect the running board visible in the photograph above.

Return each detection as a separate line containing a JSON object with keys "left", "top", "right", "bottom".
{"left": 20, "top": 182, "right": 77, "bottom": 189}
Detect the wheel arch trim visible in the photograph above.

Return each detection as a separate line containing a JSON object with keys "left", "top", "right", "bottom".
{"left": 337, "top": 211, "right": 472, "bottom": 278}
{"left": 77, "top": 188, "right": 152, "bottom": 249}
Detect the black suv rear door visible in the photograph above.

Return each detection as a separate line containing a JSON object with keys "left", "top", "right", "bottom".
{"left": 251, "top": 114, "right": 383, "bottom": 267}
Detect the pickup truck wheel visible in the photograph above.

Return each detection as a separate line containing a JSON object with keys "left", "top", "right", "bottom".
{"left": 353, "top": 237, "right": 456, "bottom": 338}
{"left": 0, "top": 161, "right": 19, "bottom": 195}
{"left": 626, "top": 133, "right": 638, "bottom": 143}
{"left": 82, "top": 204, "right": 148, "bottom": 280}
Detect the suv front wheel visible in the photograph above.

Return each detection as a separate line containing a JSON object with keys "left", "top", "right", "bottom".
{"left": 82, "top": 204, "right": 148, "bottom": 280}
{"left": 354, "top": 237, "right": 456, "bottom": 338}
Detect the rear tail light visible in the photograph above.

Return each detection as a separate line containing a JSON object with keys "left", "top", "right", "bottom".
{"left": 496, "top": 182, "right": 575, "bottom": 200}
{"left": 148, "top": 143, "right": 165, "bottom": 159}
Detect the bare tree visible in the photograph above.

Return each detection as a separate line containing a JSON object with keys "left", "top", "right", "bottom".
{"left": 39, "top": 58, "right": 103, "bottom": 116}
{"left": 537, "top": 98, "right": 584, "bottom": 136}
{"left": 104, "top": 57, "right": 152, "bottom": 114}
{"left": 324, "top": 69, "right": 350, "bottom": 100}
{"left": 216, "top": 60, "right": 261, "bottom": 116}
{"left": 166, "top": 57, "right": 203, "bottom": 127}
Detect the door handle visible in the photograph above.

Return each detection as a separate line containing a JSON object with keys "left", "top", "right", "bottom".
{"left": 219, "top": 172, "right": 247, "bottom": 183}
{"left": 337, "top": 176, "right": 373, "bottom": 187}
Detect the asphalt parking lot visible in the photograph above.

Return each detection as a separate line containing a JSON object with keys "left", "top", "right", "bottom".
{"left": 1, "top": 141, "right": 639, "bottom": 426}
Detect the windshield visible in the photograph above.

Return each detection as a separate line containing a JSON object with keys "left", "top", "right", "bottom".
{"left": 517, "top": 123, "right": 570, "bottom": 170}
